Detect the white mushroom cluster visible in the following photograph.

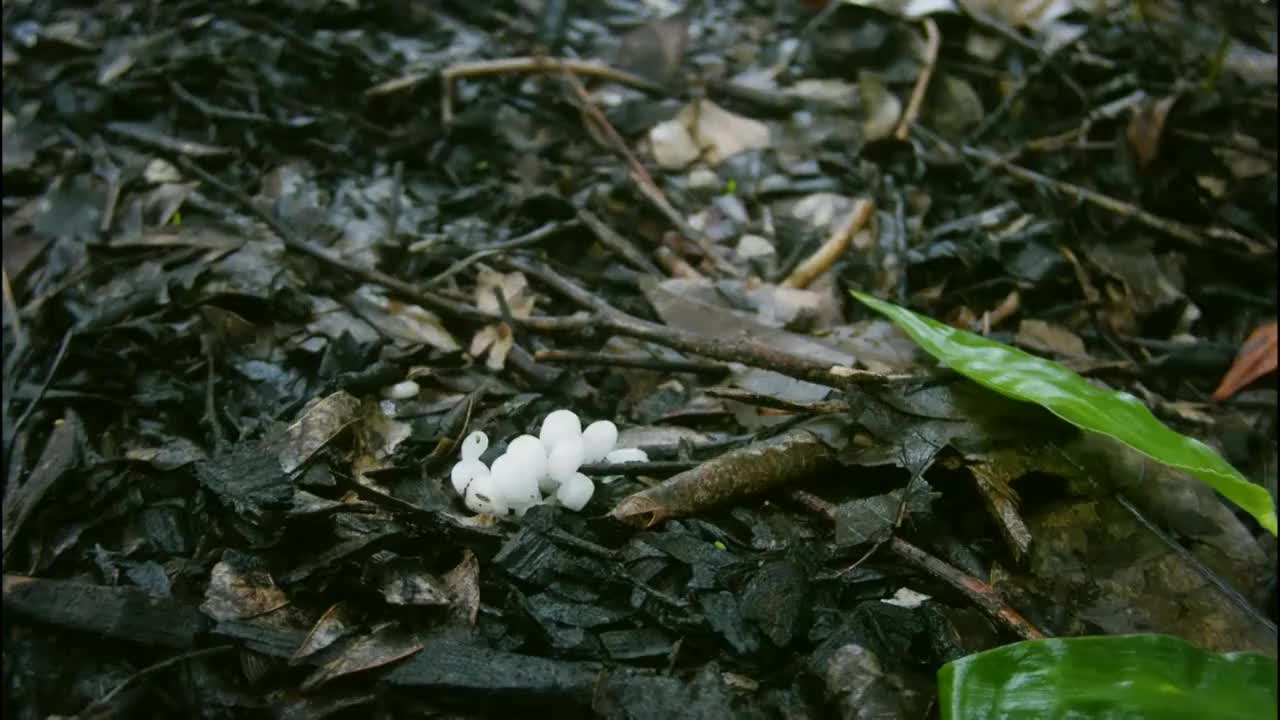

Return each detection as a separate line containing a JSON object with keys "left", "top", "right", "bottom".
{"left": 450, "top": 410, "right": 648, "bottom": 516}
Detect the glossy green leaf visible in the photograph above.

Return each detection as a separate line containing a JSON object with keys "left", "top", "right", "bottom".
{"left": 939, "top": 634, "right": 1278, "bottom": 720}
{"left": 851, "top": 291, "right": 1278, "bottom": 535}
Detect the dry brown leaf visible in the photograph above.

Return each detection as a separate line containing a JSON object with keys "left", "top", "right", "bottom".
{"left": 1126, "top": 94, "right": 1177, "bottom": 169}
{"left": 1016, "top": 318, "right": 1086, "bottom": 358}
{"left": 1212, "top": 321, "right": 1277, "bottom": 401}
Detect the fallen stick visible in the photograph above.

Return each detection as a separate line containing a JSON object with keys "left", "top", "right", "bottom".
{"left": 424, "top": 56, "right": 666, "bottom": 124}
{"left": 789, "top": 489, "right": 1047, "bottom": 641}
{"left": 610, "top": 428, "right": 838, "bottom": 528}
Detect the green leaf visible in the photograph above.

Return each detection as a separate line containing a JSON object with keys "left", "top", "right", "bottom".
{"left": 939, "top": 634, "right": 1278, "bottom": 720}
{"left": 851, "top": 291, "right": 1277, "bottom": 535}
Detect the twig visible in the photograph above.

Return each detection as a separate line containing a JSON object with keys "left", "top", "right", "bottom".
{"left": 175, "top": 157, "right": 590, "bottom": 335}
{"left": 839, "top": 457, "right": 918, "bottom": 576}
{"left": 958, "top": 145, "right": 1274, "bottom": 255}
{"left": 202, "top": 336, "right": 225, "bottom": 453}
{"left": 385, "top": 160, "right": 404, "bottom": 246}
{"left": 577, "top": 209, "right": 662, "bottom": 275}
{"left": 782, "top": 198, "right": 875, "bottom": 289}
{"left": 534, "top": 349, "right": 730, "bottom": 375}
{"left": 76, "top": 644, "right": 236, "bottom": 719}
{"left": 791, "top": 489, "right": 1046, "bottom": 641}
{"left": 421, "top": 220, "right": 575, "bottom": 290}
{"left": 967, "top": 23, "right": 1090, "bottom": 142}
{"left": 1023, "top": 89, "right": 1148, "bottom": 153}
{"left": 1114, "top": 491, "right": 1276, "bottom": 638}
{"left": 2, "top": 269, "right": 24, "bottom": 348}
{"left": 504, "top": 343, "right": 565, "bottom": 390}
{"left": 704, "top": 387, "right": 848, "bottom": 414}
{"left": 502, "top": 255, "right": 902, "bottom": 391}
{"left": 8, "top": 329, "right": 73, "bottom": 451}
{"left": 1170, "top": 128, "right": 1276, "bottom": 163}
{"left": 611, "top": 429, "right": 839, "bottom": 528}
{"left": 578, "top": 460, "right": 697, "bottom": 477}
{"left": 559, "top": 68, "right": 742, "bottom": 278}
{"left": 953, "top": 0, "right": 1086, "bottom": 104}
{"left": 654, "top": 245, "right": 706, "bottom": 280}
{"left": 182, "top": 158, "right": 905, "bottom": 396}
{"left": 895, "top": 17, "right": 941, "bottom": 142}
{"left": 887, "top": 536, "right": 1046, "bottom": 640}
{"left": 433, "top": 56, "right": 667, "bottom": 124}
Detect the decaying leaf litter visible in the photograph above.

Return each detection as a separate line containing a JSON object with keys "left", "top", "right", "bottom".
{"left": 2, "top": 0, "right": 1276, "bottom": 716}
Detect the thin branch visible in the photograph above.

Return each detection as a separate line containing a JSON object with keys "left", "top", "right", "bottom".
{"left": 8, "top": 328, "right": 73, "bottom": 452}
{"left": 502, "top": 255, "right": 903, "bottom": 391}
{"left": 175, "top": 157, "right": 590, "bottom": 335}
{"left": 967, "top": 23, "right": 1091, "bottom": 143}
{"left": 958, "top": 145, "right": 1274, "bottom": 255}
{"left": 791, "top": 489, "right": 1046, "bottom": 641}
{"left": 2, "top": 269, "right": 25, "bottom": 348}
{"left": 182, "top": 159, "right": 907, "bottom": 397}
{"left": 535, "top": 349, "right": 730, "bottom": 375}
{"left": 420, "top": 220, "right": 577, "bottom": 290}
{"left": 558, "top": 67, "right": 742, "bottom": 278}
{"left": 953, "top": 0, "right": 1087, "bottom": 104}
{"left": 782, "top": 198, "right": 876, "bottom": 289}
{"left": 895, "top": 17, "right": 941, "bottom": 142}
{"left": 77, "top": 644, "right": 237, "bottom": 719}
{"left": 430, "top": 56, "right": 667, "bottom": 124}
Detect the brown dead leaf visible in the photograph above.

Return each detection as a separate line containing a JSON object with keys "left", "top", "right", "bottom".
{"left": 469, "top": 266, "right": 534, "bottom": 370}
{"left": 1016, "top": 319, "right": 1086, "bottom": 358}
{"left": 443, "top": 549, "right": 481, "bottom": 626}
{"left": 474, "top": 266, "right": 535, "bottom": 318}
{"left": 1127, "top": 95, "right": 1177, "bottom": 169}
{"left": 1212, "top": 321, "right": 1278, "bottom": 401}
{"left": 469, "top": 322, "right": 514, "bottom": 371}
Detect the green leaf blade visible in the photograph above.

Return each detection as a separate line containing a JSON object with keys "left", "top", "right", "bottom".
{"left": 851, "top": 291, "right": 1277, "bottom": 535}
{"left": 939, "top": 634, "right": 1278, "bottom": 720}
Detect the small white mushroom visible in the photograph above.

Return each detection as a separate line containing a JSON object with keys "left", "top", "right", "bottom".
{"left": 547, "top": 434, "right": 586, "bottom": 486}
{"left": 491, "top": 452, "right": 541, "bottom": 512}
{"left": 605, "top": 447, "right": 649, "bottom": 464}
{"left": 461, "top": 431, "right": 488, "bottom": 461}
{"left": 381, "top": 380, "right": 420, "bottom": 400}
{"left": 508, "top": 433, "right": 547, "bottom": 460}
{"left": 450, "top": 458, "right": 489, "bottom": 495}
{"left": 582, "top": 420, "right": 618, "bottom": 463}
{"left": 539, "top": 409, "right": 582, "bottom": 451}
{"left": 556, "top": 472, "right": 595, "bottom": 512}
{"left": 465, "top": 472, "right": 508, "bottom": 515}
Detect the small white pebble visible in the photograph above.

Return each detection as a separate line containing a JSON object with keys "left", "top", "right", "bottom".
{"left": 581, "top": 420, "right": 618, "bottom": 463}
{"left": 450, "top": 458, "right": 489, "bottom": 495}
{"left": 556, "top": 472, "right": 595, "bottom": 512}
{"left": 606, "top": 447, "right": 649, "bottom": 464}
{"left": 464, "top": 472, "right": 508, "bottom": 515}
{"left": 491, "top": 452, "right": 541, "bottom": 511}
{"left": 539, "top": 409, "right": 582, "bottom": 451}
{"left": 547, "top": 435, "right": 586, "bottom": 485}
{"left": 461, "top": 431, "right": 488, "bottom": 461}
{"left": 381, "top": 380, "right": 420, "bottom": 400}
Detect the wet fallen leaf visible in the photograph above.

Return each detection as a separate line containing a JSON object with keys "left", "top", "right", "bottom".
{"left": 853, "top": 291, "right": 1278, "bottom": 535}
{"left": 1213, "top": 321, "right": 1277, "bottom": 401}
